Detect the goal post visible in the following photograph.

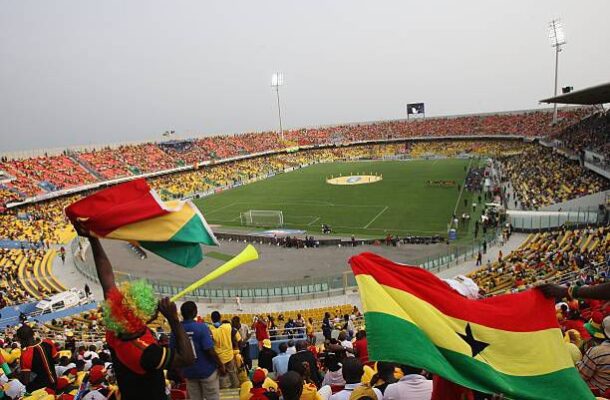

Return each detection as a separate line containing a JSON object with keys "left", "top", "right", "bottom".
{"left": 240, "top": 210, "right": 284, "bottom": 227}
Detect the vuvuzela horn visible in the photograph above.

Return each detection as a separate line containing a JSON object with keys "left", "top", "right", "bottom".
{"left": 170, "top": 244, "right": 259, "bottom": 302}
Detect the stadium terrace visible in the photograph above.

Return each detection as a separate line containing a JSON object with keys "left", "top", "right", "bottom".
{"left": 1, "top": 107, "right": 610, "bottom": 400}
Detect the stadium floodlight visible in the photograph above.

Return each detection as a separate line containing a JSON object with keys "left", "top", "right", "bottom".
{"left": 548, "top": 19, "right": 566, "bottom": 124}
{"left": 271, "top": 72, "right": 284, "bottom": 140}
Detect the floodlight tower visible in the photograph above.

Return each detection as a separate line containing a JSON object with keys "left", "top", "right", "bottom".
{"left": 271, "top": 72, "right": 284, "bottom": 140}
{"left": 548, "top": 19, "right": 566, "bottom": 124}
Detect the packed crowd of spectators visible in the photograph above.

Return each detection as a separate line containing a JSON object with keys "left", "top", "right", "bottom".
{"left": 147, "top": 145, "right": 405, "bottom": 200}
{"left": 0, "top": 196, "right": 76, "bottom": 245}
{"left": 551, "top": 111, "right": 610, "bottom": 160}
{"left": 500, "top": 146, "right": 609, "bottom": 209}
{"left": 7, "top": 282, "right": 610, "bottom": 399}
{"left": 407, "top": 140, "right": 527, "bottom": 158}
{"left": 0, "top": 109, "right": 587, "bottom": 203}
{"left": 0, "top": 156, "right": 97, "bottom": 198}
{"left": 470, "top": 225, "right": 610, "bottom": 296}
{"left": 0, "top": 143, "right": 414, "bottom": 253}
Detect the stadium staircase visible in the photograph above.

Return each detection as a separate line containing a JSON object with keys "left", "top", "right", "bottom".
{"left": 13, "top": 249, "right": 68, "bottom": 301}
{"left": 66, "top": 151, "right": 105, "bottom": 180}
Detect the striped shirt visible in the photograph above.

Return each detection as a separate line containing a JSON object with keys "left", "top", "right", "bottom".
{"left": 578, "top": 341, "right": 610, "bottom": 392}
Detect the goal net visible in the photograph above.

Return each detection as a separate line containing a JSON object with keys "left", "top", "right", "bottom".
{"left": 240, "top": 210, "right": 284, "bottom": 227}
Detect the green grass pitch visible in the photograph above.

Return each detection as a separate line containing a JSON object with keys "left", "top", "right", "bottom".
{"left": 195, "top": 159, "right": 483, "bottom": 238}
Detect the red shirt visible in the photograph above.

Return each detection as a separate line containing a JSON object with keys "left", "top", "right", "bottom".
{"left": 353, "top": 338, "right": 369, "bottom": 365}
{"left": 20, "top": 339, "right": 58, "bottom": 392}
{"left": 106, "top": 329, "right": 173, "bottom": 400}
{"left": 253, "top": 320, "right": 269, "bottom": 341}
{"left": 562, "top": 319, "right": 591, "bottom": 341}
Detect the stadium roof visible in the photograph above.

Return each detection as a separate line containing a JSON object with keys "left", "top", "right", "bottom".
{"left": 540, "top": 82, "right": 610, "bottom": 105}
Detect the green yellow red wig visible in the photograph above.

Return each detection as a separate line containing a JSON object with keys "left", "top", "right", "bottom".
{"left": 102, "top": 280, "right": 157, "bottom": 336}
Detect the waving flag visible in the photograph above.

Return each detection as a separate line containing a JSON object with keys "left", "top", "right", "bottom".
{"left": 66, "top": 179, "right": 218, "bottom": 267}
{"left": 350, "top": 252, "right": 594, "bottom": 400}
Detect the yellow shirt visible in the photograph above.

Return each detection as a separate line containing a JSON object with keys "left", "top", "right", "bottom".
{"left": 240, "top": 378, "right": 279, "bottom": 400}
{"left": 301, "top": 382, "right": 322, "bottom": 400}
{"left": 210, "top": 323, "right": 234, "bottom": 364}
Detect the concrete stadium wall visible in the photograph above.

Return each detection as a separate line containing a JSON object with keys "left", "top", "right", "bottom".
{"left": 541, "top": 189, "right": 610, "bottom": 211}
{"left": 0, "top": 302, "right": 97, "bottom": 329}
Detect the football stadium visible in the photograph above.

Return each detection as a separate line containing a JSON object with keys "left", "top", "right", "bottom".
{"left": 1, "top": 2, "right": 610, "bottom": 400}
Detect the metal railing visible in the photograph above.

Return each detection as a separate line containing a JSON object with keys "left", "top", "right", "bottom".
{"left": 71, "top": 231, "right": 502, "bottom": 302}
{"left": 507, "top": 207, "right": 604, "bottom": 231}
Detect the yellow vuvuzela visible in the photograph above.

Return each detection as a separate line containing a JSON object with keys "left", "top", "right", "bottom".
{"left": 170, "top": 244, "right": 259, "bottom": 302}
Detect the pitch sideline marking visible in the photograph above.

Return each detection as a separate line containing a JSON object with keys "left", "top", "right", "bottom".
{"left": 451, "top": 158, "right": 473, "bottom": 218}
{"left": 363, "top": 206, "right": 389, "bottom": 229}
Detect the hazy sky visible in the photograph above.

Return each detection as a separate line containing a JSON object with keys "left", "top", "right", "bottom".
{"left": 1, "top": 0, "right": 609, "bottom": 152}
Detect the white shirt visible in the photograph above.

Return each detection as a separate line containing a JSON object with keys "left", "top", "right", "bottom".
{"left": 83, "top": 351, "right": 99, "bottom": 361}
{"left": 286, "top": 346, "right": 297, "bottom": 355}
{"left": 340, "top": 340, "right": 354, "bottom": 357}
{"left": 383, "top": 375, "right": 432, "bottom": 400}
{"left": 55, "top": 363, "right": 75, "bottom": 376}
{"left": 330, "top": 383, "right": 382, "bottom": 400}
{"left": 83, "top": 390, "right": 108, "bottom": 400}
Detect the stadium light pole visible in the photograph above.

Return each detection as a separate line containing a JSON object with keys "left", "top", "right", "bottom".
{"left": 271, "top": 72, "right": 284, "bottom": 140}
{"left": 548, "top": 19, "right": 566, "bottom": 125}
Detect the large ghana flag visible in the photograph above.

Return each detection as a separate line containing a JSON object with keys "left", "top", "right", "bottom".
{"left": 65, "top": 178, "right": 218, "bottom": 267}
{"left": 350, "top": 252, "right": 594, "bottom": 400}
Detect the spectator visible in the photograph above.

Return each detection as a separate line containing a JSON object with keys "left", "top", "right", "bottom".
{"left": 578, "top": 315, "right": 610, "bottom": 393}
{"left": 369, "top": 362, "right": 396, "bottom": 395}
{"left": 233, "top": 316, "right": 252, "bottom": 371}
{"left": 253, "top": 316, "right": 270, "bottom": 349}
{"left": 306, "top": 318, "right": 316, "bottom": 345}
{"left": 329, "top": 358, "right": 381, "bottom": 400}
{"left": 241, "top": 368, "right": 279, "bottom": 400}
{"left": 172, "top": 301, "right": 225, "bottom": 400}
{"left": 74, "top": 231, "right": 195, "bottom": 400}
{"left": 272, "top": 342, "right": 291, "bottom": 378}
{"left": 337, "top": 332, "right": 354, "bottom": 358}
{"left": 258, "top": 339, "right": 277, "bottom": 372}
{"left": 287, "top": 340, "right": 297, "bottom": 355}
{"left": 383, "top": 364, "right": 432, "bottom": 400}
{"left": 321, "top": 352, "right": 345, "bottom": 387}
{"left": 279, "top": 371, "right": 305, "bottom": 400}
{"left": 323, "top": 313, "right": 333, "bottom": 341}
{"left": 342, "top": 315, "right": 354, "bottom": 340}
{"left": 210, "top": 311, "right": 240, "bottom": 389}
{"left": 288, "top": 341, "right": 322, "bottom": 387}
{"left": 16, "top": 324, "right": 58, "bottom": 392}
{"left": 352, "top": 330, "right": 369, "bottom": 366}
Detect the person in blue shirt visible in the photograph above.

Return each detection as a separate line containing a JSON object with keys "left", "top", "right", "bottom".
{"left": 171, "top": 301, "right": 226, "bottom": 400}
{"left": 272, "top": 342, "right": 291, "bottom": 378}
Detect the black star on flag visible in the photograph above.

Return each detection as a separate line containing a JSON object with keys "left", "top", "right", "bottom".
{"left": 458, "top": 323, "right": 489, "bottom": 358}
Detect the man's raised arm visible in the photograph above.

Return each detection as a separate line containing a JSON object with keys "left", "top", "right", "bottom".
{"left": 73, "top": 222, "right": 115, "bottom": 298}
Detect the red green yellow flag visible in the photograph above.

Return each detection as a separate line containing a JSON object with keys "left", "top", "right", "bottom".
{"left": 66, "top": 179, "right": 218, "bottom": 267}
{"left": 350, "top": 252, "right": 594, "bottom": 400}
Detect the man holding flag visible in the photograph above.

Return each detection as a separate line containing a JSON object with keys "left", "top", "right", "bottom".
{"left": 72, "top": 223, "right": 195, "bottom": 400}
{"left": 65, "top": 179, "right": 258, "bottom": 399}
